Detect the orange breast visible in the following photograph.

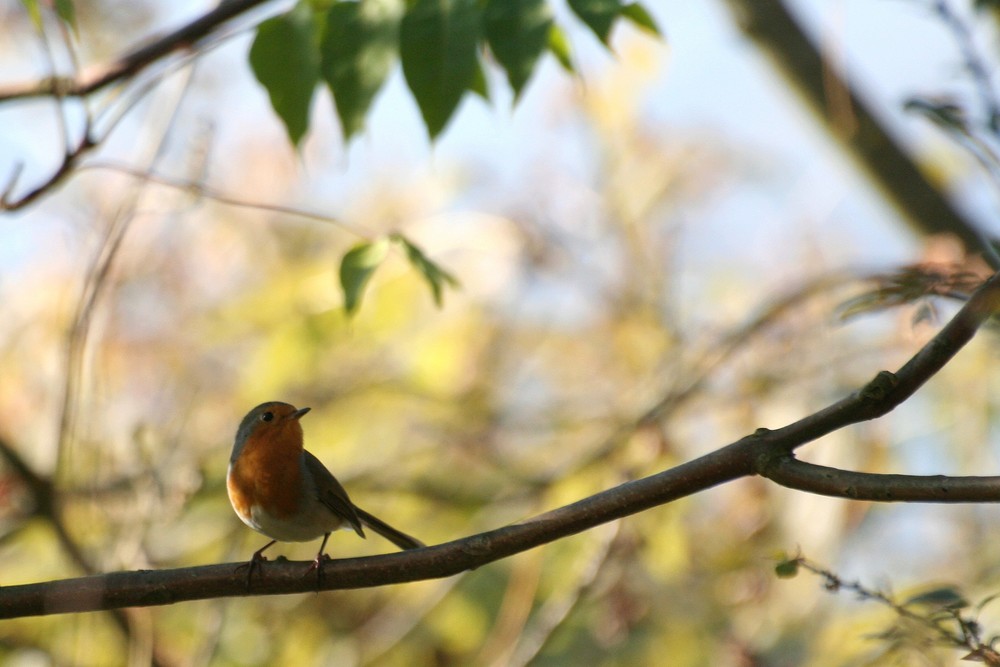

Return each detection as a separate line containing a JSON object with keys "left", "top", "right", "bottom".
{"left": 228, "top": 423, "right": 304, "bottom": 519}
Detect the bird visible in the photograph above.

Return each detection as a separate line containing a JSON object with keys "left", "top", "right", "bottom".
{"left": 227, "top": 401, "right": 423, "bottom": 584}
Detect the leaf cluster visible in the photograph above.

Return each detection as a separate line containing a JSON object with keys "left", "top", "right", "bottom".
{"left": 249, "top": 0, "right": 661, "bottom": 144}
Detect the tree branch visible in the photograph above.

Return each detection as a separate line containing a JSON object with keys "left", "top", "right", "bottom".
{"left": 0, "top": 0, "right": 277, "bottom": 102}
{"left": 761, "top": 455, "right": 1000, "bottom": 502}
{"left": 0, "top": 131, "right": 94, "bottom": 210}
{"left": 4, "top": 270, "right": 1000, "bottom": 619}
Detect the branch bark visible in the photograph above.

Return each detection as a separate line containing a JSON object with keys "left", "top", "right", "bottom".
{"left": 4, "top": 271, "right": 1000, "bottom": 619}
{"left": 762, "top": 456, "right": 1000, "bottom": 501}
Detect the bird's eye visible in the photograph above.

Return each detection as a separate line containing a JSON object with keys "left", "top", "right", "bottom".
{"left": 261, "top": 411, "right": 274, "bottom": 422}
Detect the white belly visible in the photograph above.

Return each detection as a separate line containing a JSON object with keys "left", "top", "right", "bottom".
{"left": 241, "top": 501, "right": 348, "bottom": 542}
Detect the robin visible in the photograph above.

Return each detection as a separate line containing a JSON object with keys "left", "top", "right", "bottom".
{"left": 227, "top": 401, "right": 423, "bottom": 583}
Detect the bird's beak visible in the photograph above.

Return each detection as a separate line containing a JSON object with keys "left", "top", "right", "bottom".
{"left": 291, "top": 407, "right": 311, "bottom": 420}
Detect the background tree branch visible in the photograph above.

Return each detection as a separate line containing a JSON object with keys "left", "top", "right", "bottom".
{"left": 722, "top": 0, "right": 994, "bottom": 262}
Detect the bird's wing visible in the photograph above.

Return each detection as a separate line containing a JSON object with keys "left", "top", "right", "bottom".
{"left": 302, "top": 450, "right": 365, "bottom": 538}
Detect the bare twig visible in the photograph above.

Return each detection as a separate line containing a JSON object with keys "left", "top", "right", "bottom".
{"left": 788, "top": 557, "right": 1000, "bottom": 665}
{"left": 78, "top": 161, "right": 364, "bottom": 235}
{"left": 931, "top": 0, "right": 1000, "bottom": 135}
{"left": 0, "top": 131, "right": 95, "bottom": 211}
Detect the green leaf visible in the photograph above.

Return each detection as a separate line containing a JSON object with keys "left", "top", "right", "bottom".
{"left": 20, "top": 0, "right": 75, "bottom": 31}
{"left": 391, "top": 233, "right": 459, "bottom": 306}
{"left": 249, "top": 2, "right": 320, "bottom": 147}
{"left": 547, "top": 24, "right": 575, "bottom": 73}
{"left": 568, "top": 0, "right": 622, "bottom": 45}
{"left": 400, "top": 0, "right": 482, "bottom": 139}
{"left": 339, "top": 238, "right": 391, "bottom": 315}
{"left": 320, "top": 0, "right": 402, "bottom": 140}
{"left": 54, "top": 0, "right": 75, "bottom": 29}
{"left": 484, "top": 0, "right": 552, "bottom": 99}
{"left": 20, "top": 0, "right": 42, "bottom": 30}
{"left": 620, "top": 2, "right": 660, "bottom": 36}
{"left": 774, "top": 559, "right": 799, "bottom": 579}
{"left": 469, "top": 59, "right": 490, "bottom": 101}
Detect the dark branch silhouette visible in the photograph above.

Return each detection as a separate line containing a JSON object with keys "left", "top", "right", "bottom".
{"left": 723, "top": 0, "right": 994, "bottom": 263}
{"left": 4, "top": 270, "right": 1000, "bottom": 619}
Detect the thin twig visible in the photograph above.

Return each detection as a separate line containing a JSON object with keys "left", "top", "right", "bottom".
{"left": 932, "top": 0, "right": 1000, "bottom": 135}
{"left": 0, "top": 132, "right": 94, "bottom": 210}
{"left": 791, "top": 557, "right": 1000, "bottom": 664}
{"left": 78, "top": 161, "right": 365, "bottom": 236}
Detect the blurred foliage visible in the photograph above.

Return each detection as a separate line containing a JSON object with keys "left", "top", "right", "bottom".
{"left": 4, "top": 1, "right": 1000, "bottom": 667}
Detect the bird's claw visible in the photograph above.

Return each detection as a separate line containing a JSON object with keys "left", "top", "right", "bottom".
{"left": 236, "top": 552, "right": 269, "bottom": 591}
{"left": 305, "top": 553, "right": 331, "bottom": 590}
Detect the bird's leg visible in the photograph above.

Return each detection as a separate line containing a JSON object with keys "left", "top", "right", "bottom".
{"left": 305, "top": 533, "right": 332, "bottom": 590}
{"left": 237, "top": 539, "right": 276, "bottom": 590}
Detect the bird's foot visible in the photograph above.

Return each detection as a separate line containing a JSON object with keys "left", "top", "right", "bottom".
{"left": 305, "top": 553, "right": 332, "bottom": 590}
{"left": 236, "top": 549, "right": 271, "bottom": 591}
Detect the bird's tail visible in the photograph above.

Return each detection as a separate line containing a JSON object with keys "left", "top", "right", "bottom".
{"left": 355, "top": 507, "right": 425, "bottom": 550}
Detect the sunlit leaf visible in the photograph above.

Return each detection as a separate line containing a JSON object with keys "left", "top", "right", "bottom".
{"left": 339, "top": 238, "right": 390, "bottom": 315}
{"left": 469, "top": 59, "right": 490, "bottom": 101}
{"left": 320, "top": 0, "right": 402, "bottom": 140}
{"left": 400, "top": 0, "right": 481, "bottom": 138}
{"left": 391, "top": 233, "right": 459, "bottom": 306}
{"left": 20, "top": 0, "right": 42, "bottom": 30}
{"left": 620, "top": 2, "right": 660, "bottom": 36}
{"left": 249, "top": 2, "right": 320, "bottom": 147}
{"left": 484, "top": 0, "right": 552, "bottom": 98}
{"left": 54, "top": 0, "right": 75, "bottom": 29}
{"left": 568, "top": 0, "right": 622, "bottom": 45}
{"left": 547, "top": 24, "right": 575, "bottom": 73}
